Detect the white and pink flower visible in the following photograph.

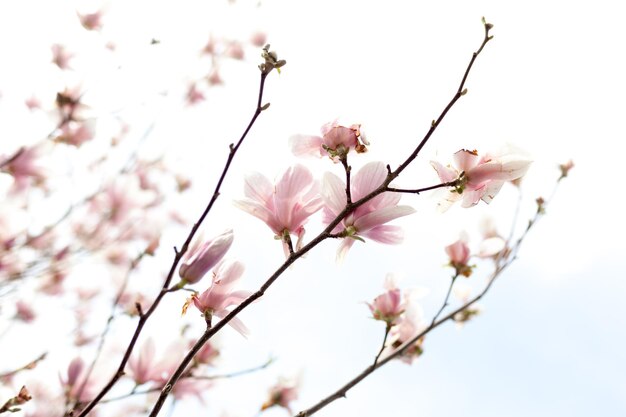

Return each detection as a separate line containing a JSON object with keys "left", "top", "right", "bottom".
{"left": 234, "top": 164, "right": 322, "bottom": 255}
{"left": 431, "top": 148, "right": 531, "bottom": 210}
{"left": 322, "top": 161, "right": 415, "bottom": 260}
{"left": 289, "top": 120, "right": 369, "bottom": 161}
{"left": 191, "top": 260, "right": 252, "bottom": 336}
{"left": 179, "top": 230, "right": 234, "bottom": 285}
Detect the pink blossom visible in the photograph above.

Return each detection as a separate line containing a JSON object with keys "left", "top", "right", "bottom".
{"left": 225, "top": 42, "right": 244, "bottom": 60}
{"left": 367, "top": 276, "right": 404, "bottom": 325}
{"left": 234, "top": 164, "right": 322, "bottom": 255}
{"left": 191, "top": 260, "right": 252, "bottom": 335}
{"left": 54, "top": 119, "right": 96, "bottom": 147}
{"left": 431, "top": 148, "right": 531, "bottom": 210}
{"left": 1, "top": 145, "right": 48, "bottom": 191}
{"left": 445, "top": 237, "right": 473, "bottom": 277}
{"left": 262, "top": 379, "right": 299, "bottom": 413}
{"left": 15, "top": 301, "right": 36, "bottom": 322}
{"left": 207, "top": 69, "right": 223, "bottom": 85}
{"left": 389, "top": 300, "right": 426, "bottom": 364}
{"left": 61, "top": 357, "right": 95, "bottom": 402}
{"left": 179, "top": 230, "right": 234, "bottom": 284}
{"left": 289, "top": 120, "right": 369, "bottom": 161}
{"left": 250, "top": 31, "right": 267, "bottom": 47}
{"left": 128, "top": 339, "right": 160, "bottom": 385}
{"left": 78, "top": 10, "right": 103, "bottom": 31}
{"left": 51, "top": 44, "right": 73, "bottom": 69}
{"left": 186, "top": 83, "right": 206, "bottom": 105}
{"left": 321, "top": 162, "right": 415, "bottom": 260}
{"left": 477, "top": 217, "right": 507, "bottom": 259}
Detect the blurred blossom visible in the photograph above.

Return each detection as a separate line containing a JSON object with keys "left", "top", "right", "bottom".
{"left": 250, "top": 31, "right": 267, "bottom": 47}
{"left": 322, "top": 162, "right": 415, "bottom": 261}
{"left": 179, "top": 229, "right": 234, "bottom": 285}
{"left": 290, "top": 120, "right": 369, "bottom": 161}
{"left": 445, "top": 236, "right": 473, "bottom": 277}
{"left": 51, "top": 44, "right": 73, "bottom": 69}
{"left": 128, "top": 339, "right": 161, "bottom": 385}
{"left": 207, "top": 69, "right": 223, "bottom": 86}
{"left": 234, "top": 164, "right": 322, "bottom": 256}
{"left": 54, "top": 119, "right": 96, "bottom": 147}
{"left": 431, "top": 147, "right": 531, "bottom": 211}
{"left": 186, "top": 83, "right": 206, "bottom": 105}
{"left": 225, "top": 42, "right": 244, "bottom": 60}
{"left": 78, "top": 10, "right": 104, "bottom": 31}
{"left": 262, "top": 378, "right": 299, "bottom": 413}
{"left": 15, "top": 301, "right": 36, "bottom": 322}
{"left": 1, "top": 144, "right": 49, "bottom": 192}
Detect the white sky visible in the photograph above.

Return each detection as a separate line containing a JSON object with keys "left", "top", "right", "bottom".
{"left": 1, "top": 0, "right": 625, "bottom": 416}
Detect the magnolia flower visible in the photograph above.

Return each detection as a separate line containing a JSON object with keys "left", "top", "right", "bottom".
{"left": 445, "top": 237, "right": 473, "bottom": 277}
{"left": 234, "top": 165, "right": 322, "bottom": 256}
{"left": 262, "top": 378, "right": 299, "bottom": 413}
{"left": 179, "top": 230, "right": 234, "bottom": 284}
{"left": 128, "top": 339, "right": 160, "bottom": 385}
{"left": 431, "top": 148, "right": 531, "bottom": 210}
{"left": 191, "top": 260, "right": 252, "bottom": 336}
{"left": 1, "top": 145, "right": 49, "bottom": 192}
{"left": 388, "top": 298, "right": 426, "bottom": 365}
{"left": 54, "top": 119, "right": 96, "bottom": 147}
{"left": 477, "top": 217, "right": 507, "bottom": 259}
{"left": 322, "top": 162, "right": 415, "bottom": 260}
{"left": 289, "top": 120, "right": 369, "bottom": 161}
{"left": 367, "top": 275, "right": 405, "bottom": 325}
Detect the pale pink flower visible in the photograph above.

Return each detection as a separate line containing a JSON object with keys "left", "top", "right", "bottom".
{"left": 225, "top": 42, "right": 244, "bottom": 60}
{"left": 390, "top": 300, "right": 426, "bottom": 364}
{"left": 128, "top": 339, "right": 160, "bottom": 385}
{"left": 431, "top": 148, "right": 531, "bottom": 210}
{"left": 321, "top": 162, "right": 415, "bottom": 260}
{"left": 477, "top": 217, "right": 506, "bottom": 259}
{"left": 78, "top": 10, "right": 104, "bottom": 31}
{"left": 179, "top": 230, "right": 234, "bottom": 284}
{"left": 54, "top": 119, "right": 96, "bottom": 147}
{"left": 290, "top": 120, "right": 369, "bottom": 161}
{"left": 186, "top": 83, "right": 206, "bottom": 105}
{"left": 61, "top": 357, "right": 95, "bottom": 402}
{"left": 51, "top": 44, "right": 73, "bottom": 69}
{"left": 262, "top": 378, "right": 299, "bottom": 413}
{"left": 15, "top": 301, "right": 36, "bottom": 322}
{"left": 191, "top": 260, "right": 252, "bottom": 335}
{"left": 367, "top": 275, "right": 404, "bottom": 325}
{"left": 445, "top": 237, "right": 473, "bottom": 277}
{"left": 207, "top": 69, "right": 223, "bottom": 85}
{"left": 234, "top": 165, "right": 322, "bottom": 255}
{"left": 250, "top": 31, "right": 267, "bottom": 47}
{"left": 1, "top": 145, "right": 48, "bottom": 191}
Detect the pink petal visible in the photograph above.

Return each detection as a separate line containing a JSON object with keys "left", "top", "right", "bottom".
{"left": 453, "top": 150, "right": 481, "bottom": 172}
{"left": 289, "top": 134, "right": 324, "bottom": 157}
{"left": 351, "top": 162, "right": 387, "bottom": 201}
{"left": 321, "top": 172, "right": 347, "bottom": 215}
{"left": 430, "top": 161, "right": 458, "bottom": 183}
{"left": 361, "top": 225, "right": 405, "bottom": 244}
{"left": 353, "top": 205, "right": 415, "bottom": 232}
{"left": 243, "top": 172, "right": 273, "bottom": 203}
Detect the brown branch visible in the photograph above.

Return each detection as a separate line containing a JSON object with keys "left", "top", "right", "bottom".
{"left": 146, "top": 20, "right": 495, "bottom": 417}
{"left": 0, "top": 353, "right": 47, "bottom": 380}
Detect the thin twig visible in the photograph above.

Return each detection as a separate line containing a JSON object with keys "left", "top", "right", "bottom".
{"left": 373, "top": 323, "right": 392, "bottom": 366}
{"left": 74, "top": 70, "right": 270, "bottom": 417}
{"left": 431, "top": 274, "right": 459, "bottom": 326}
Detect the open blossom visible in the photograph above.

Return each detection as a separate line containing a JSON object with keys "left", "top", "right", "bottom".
{"left": 431, "top": 148, "right": 531, "bottom": 210}
{"left": 191, "top": 260, "right": 252, "bottom": 336}
{"left": 322, "top": 162, "right": 415, "bottom": 260}
{"left": 289, "top": 120, "right": 369, "bottom": 161}
{"left": 234, "top": 164, "right": 322, "bottom": 255}
{"left": 179, "top": 230, "right": 234, "bottom": 284}
{"left": 1, "top": 145, "right": 49, "bottom": 192}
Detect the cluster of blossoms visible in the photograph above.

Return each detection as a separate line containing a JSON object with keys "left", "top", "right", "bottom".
{"left": 367, "top": 275, "right": 427, "bottom": 364}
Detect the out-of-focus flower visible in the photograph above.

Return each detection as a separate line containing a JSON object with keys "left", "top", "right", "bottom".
{"left": 15, "top": 301, "right": 36, "bottom": 322}
{"left": 388, "top": 299, "right": 426, "bottom": 364}
{"left": 431, "top": 148, "right": 531, "bottom": 210}
{"left": 128, "top": 339, "right": 161, "bottom": 385}
{"left": 367, "top": 275, "right": 404, "bottom": 325}
{"left": 54, "top": 119, "right": 96, "bottom": 147}
{"left": 322, "top": 162, "right": 415, "bottom": 261}
{"left": 250, "top": 31, "right": 267, "bottom": 47}
{"left": 225, "top": 42, "right": 244, "bottom": 60}
{"left": 60, "top": 357, "right": 95, "bottom": 402}
{"left": 190, "top": 260, "right": 252, "bottom": 336}
{"left": 179, "top": 230, "right": 234, "bottom": 285}
{"left": 186, "top": 83, "right": 206, "bottom": 105}
{"left": 261, "top": 378, "right": 299, "bottom": 413}
{"left": 51, "top": 44, "right": 73, "bottom": 69}
{"left": 234, "top": 165, "right": 322, "bottom": 256}
{"left": 1, "top": 145, "right": 48, "bottom": 191}
{"left": 477, "top": 217, "right": 507, "bottom": 259}
{"left": 207, "top": 69, "right": 223, "bottom": 86}
{"left": 445, "top": 237, "right": 473, "bottom": 277}
{"left": 559, "top": 159, "right": 574, "bottom": 179}
{"left": 289, "top": 120, "right": 369, "bottom": 161}
{"left": 78, "top": 10, "right": 104, "bottom": 30}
